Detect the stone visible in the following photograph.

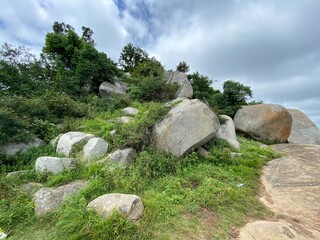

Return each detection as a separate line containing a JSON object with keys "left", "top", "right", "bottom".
{"left": 35, "top": 157, "right": 77, "bottom": 175}
{"left": 110, "top": 130, "right": 117, "bottom": 137}
{"left": 234, "top": 104, "right": 292, "bottom": 143}
{"left": 87, "top": 193, "right": 144, "bottom": 220}
{"left": 0, "top": 138, "right": 44, "bottom": 156}
{"left": 0, "top": 232, "right": 7, "bottom": 239}
{"left": 49, "top": 134, "right": 63, "bottom": 146}
{"left": 153, "top": 99, "right": 220, "bottom": 157}
{"left": 21, "top": 182, "right": 43, "bottom": 193}
{"left": 122, "top": 107, "right": 139, "bottom": 116}
{"left": 56, "top": 131, "right": 95, "bottom": 157}
{"left": 215, "top": 115, "right": 240, "bottom": 149}
{"left": 165, "top": 71, "right": 193, "bottom": 99}
{"left": 99, "top": 77, "right": 128, "bottom": 97}
{"left": 288, "top": 109, "right": 320, "bottom": 144}
{"left": 119, "top": 116, "right": 134, "bottom": 124}
{"left": 197, "top": 147, "right": 210, "bottom": 157}
{"left": 6, "top": 170, "right": 30, "bottom": 178}
{"left": 109, "top": 148, "right": 137, "bottom": 166}
{"left": 231, "top": 152, "right": 242, "bottom": 158}
{"left": 83, "top": 137, "right": 109, "bottom": 160}
{"left": 34, "top": 180, "right": 86, "bottom": 216}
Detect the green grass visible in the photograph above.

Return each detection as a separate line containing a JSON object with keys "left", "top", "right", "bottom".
{"left": 0, "top": 130, "right": 279, "bottom": 239}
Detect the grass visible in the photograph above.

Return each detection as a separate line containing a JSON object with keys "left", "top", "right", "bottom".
{"left": 0, "top": 100, "right": 281, "bottom": 239}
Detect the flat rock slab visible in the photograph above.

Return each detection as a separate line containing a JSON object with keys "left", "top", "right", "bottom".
{"left": 237, "top": 144, "right": 320, "bottom": 240}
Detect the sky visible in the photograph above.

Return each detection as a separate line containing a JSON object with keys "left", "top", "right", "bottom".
{"left": 1, "top": 0, "right": 319, "bottom": 127}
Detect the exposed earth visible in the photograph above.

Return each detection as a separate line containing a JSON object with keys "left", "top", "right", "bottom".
{"left": 237, "top": 144, "right": 320, "bottom": 240}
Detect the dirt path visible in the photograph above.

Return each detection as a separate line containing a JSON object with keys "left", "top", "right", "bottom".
{"left": 237, "top": 144, "right": 320, "bottom": 240}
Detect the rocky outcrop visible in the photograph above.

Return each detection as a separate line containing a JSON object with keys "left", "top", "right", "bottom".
{"left": 35, "top": 157, "right": 77, "bottom": 175}
{"left": 238, "top": 144, "right": 320, "bottom": 239}
{"left": 0, "top": 138, "right": 44, "bottom": 156}
{"left": 122, "top": 107, "right": 139, "bottom": 116}
{"left": 165, "top": 71, "right": 193, "bottom": 99}
{"left": 288, "top": 109, "right": 320, "bottom": 144}
{"left": 87, "top": 193, "right": 144, "bottom": 220}
{"left": 109, "top": 148, "right": 137, "bottom": 166}
{"left": 153, "top": 99, "right": 220, "bottom": 157}
{"left": 34, "top": 180, "right": 86, "bottom": 216}
{"left": 234, "top": 104, "right": 292, "bottom": 143}
{"left": 99, "top": 77, "right": 128, "bottom": 98}
{"left": 215, "top": 115, "right": 240, "bottom": 149}
{"left": 56, "top": 131, "right": 94, "bottom": 157}
{"left": 83, "top": 137, "right": 109, "bottom": 159}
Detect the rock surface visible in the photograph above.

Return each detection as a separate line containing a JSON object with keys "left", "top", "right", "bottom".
{"left": 87, "top": 193, "right": 144, "bottom": 220}
{"left": 34, "top": 181, "right": 86, "bottom": 216}
{"left": 237, "top": 144, "right": 320, "bottom": 240}
{"left": 6, "top": 170, "right": 30, "bottom": 178}
{"left": 0, "top": 232, "right": 7, "bottom": 239}
{"left": 122, "top": 107, "right": 139, "bottom": 116}
{"left": 56, "top": 131, "right": 94, "bottom": 157}
{"left": 234, "top": 104, "right": 292, "bottom": 143}
{"left": 288, "top": 109, "right": 320, "bottom": 144}
{"left": 0, "top": 138, "right": 44, "bottom": 156}
{"left": 119, "top": 116, "right": 134, "bottom": 124}
{"left": 99, "top": 78, "right": 128, "bottom": 97}
{"left": 154, "top": 99, "right": 220, "bottom": 157}
{"left": 83, "top": 137, "right": 108, "bottom": 159}
{"left": 109, "top": 148, "right": 137, "bottom": 166}
{"left": 165, "top": 71, "right": 193, "bottom": 99}
{"left": 49, "top": 134, "right": 63, "bottom": 146}
{"left": 21, "top": 182, "right": 43, "bottom": 193}
{"left": 215, "top": 115, "right": 240, "bottom": 149}
{"left": 35, "top": 157, "right": 77, "bottom": 175}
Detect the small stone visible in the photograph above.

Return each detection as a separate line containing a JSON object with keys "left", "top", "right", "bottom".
{"left": 197, "top": 147, "right": 210, "bottom": 157}
{"left": 122, "top": 107, "right": 139, "bottom": 116}
{"left": 109, "top": 148, "right": 137, "bottom": 166}
{"left": 119, "top": 117, "right": 134, "bottom": 124}
{"left": 231, "top": 152, "right": 242, "bottom": 158}
{"left": 110, "top": 130, "right": 117, "bottom": 136}
{"left": 83, "top": 137, "right": 109, "bottom": 160}
{"left": 87, "top": 193, "right": 144, "bottom": 220}
{"left": 6, "top": 170, "right": 30, "bottom": 178}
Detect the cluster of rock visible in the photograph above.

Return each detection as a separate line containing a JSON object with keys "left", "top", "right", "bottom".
{"left": 234, "top": 104, "right": 320, "bottom": 144}
{"left": 3, "top": 71, "right": 319, "bottom": 226}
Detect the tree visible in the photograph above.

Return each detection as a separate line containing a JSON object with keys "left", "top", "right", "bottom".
{"left": 119, "top": 43, "right": 148, "bottom": 72}
{"left": 187, "top": 72, "right": 218, "bottom": 101}
{"left": 176, "top": 61, "right": 190, "bottom": 73}
{"left": 42, "top": 21, "right": 117, "bottom": 96}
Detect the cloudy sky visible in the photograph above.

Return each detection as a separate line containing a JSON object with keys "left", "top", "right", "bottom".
{"left": 1, "top": 0, "right": 319, "bottom": 127}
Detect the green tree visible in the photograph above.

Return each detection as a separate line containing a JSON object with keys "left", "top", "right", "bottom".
{"left": 187, "top": 72, "right": 218, "bottom": 101}
{"left": 119, "top": 43, "right": 148, "bottom": 72}
{"left": 42, "top": 21, "right": 117, "bottom": 96}
{"left": 176, "top": 61, "right": 190, "bottom": 73}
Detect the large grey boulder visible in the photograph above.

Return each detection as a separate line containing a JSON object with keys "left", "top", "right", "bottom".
{"left": 165, "top": 71, "right": 193, "bottom": 99}
{"left": 153, "top": 99, "right": 220, "bottom": 157}
{"left": 56, "top": 132, "right": 94, "bottom": 157}
{"left": 234, "top": 104, "right": 292, "bottom": 143}
{"left": 99, "top": 77, "right": 128, "bottom": 98}
{"left": 215, "top": 115, "right": 240, "bottom": 149}
{"left": 87, "top": 193, "right": 144, "bottom": 220}
{"left": 288, "top": 109, "right": 320, "bottom": 144}
{"left": 109, "top": 148, "right": 137, "bottom": 166}
{"left": 122, "top": 107, "right": 139, "bottom": 116}
{"left": 35, "top": 157, "right": 77, "bottom": 175}
{"left": 34, "top": 180, "right": 86, "bottom": 216}
{"left": 0, "top": 138, "right": 44, "bottom": 156}
{"left": 83, "top": 137, "right": 109, "bottom": 159}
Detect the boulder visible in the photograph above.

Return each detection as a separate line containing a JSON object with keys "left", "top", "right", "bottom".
{"left": 153, "top": 99, "right": 220, "bottom": 157}
{"left": 34, "top": 180, "right": 86, "bottom": 216}
{"left": 99, "top": 77, "right": 128, "bottom": 98}
{"left": 83, "top": 137, "right": 109, "bottom": 159}
{"left": 122, "top": 107, "right": 139, "bottom": 116}
{"left": 49, "top": 134, "right": 63, "bottom": 146}
{"left": 109, "top": 148, "right": 137, "bottom": 166}
{"left": 21, "top": 182, "right": 43, "bottom": 193}
{"left": 87, "top": 193, "right": 144, "bottom": 220}
{"left": 165, "top": 71, "right": 193, "bottom": 99}
{"left": 234, "top": 104, "right": 292, "bottom": 143}
{"left": 287, "top": 109, "right": 320, "bottom": 144}
{"left": 35, "top": 157, "right": 77, "bottom": 175}
{"left": 0, "top": 138, "right": 44, "bottom": 156}
{"left": 119, "top": 116, "right": 134, "bottom": 124}
{"left": 6, "top": 170, "right": 31, "bottom": 178}
{"left": 215, "top": 115, "right": 240, "bottom": 149}
{"left": 0, "top": 232, "right": 7, "bottom": 239}
{"left": 56, "top": 131, "right": 94, "bottom": 157}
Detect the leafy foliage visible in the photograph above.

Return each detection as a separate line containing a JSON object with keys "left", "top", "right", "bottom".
{"left": 118, "top": 43, "right": 148, "bottom": 72}
{"left": 176, "top": 61, "right": 190, "bottom": 73}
